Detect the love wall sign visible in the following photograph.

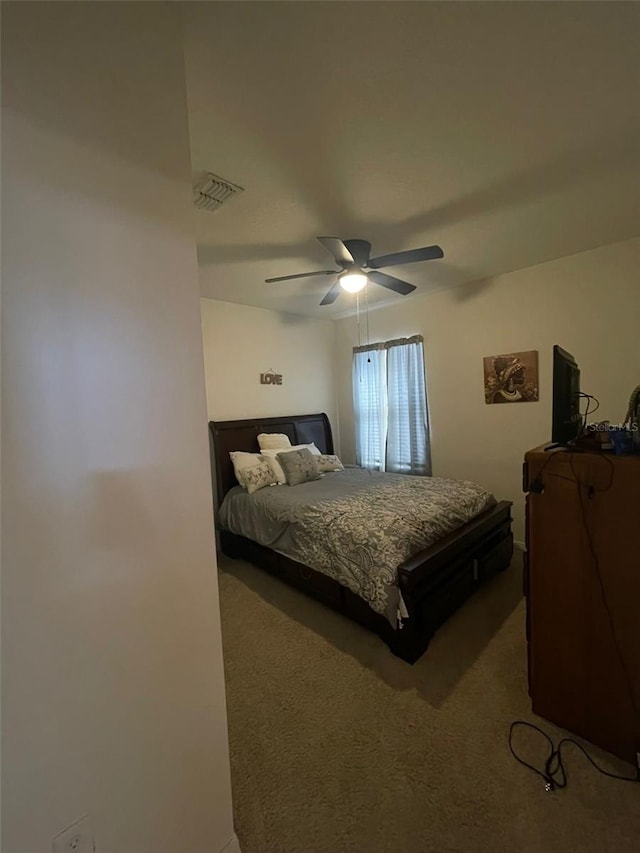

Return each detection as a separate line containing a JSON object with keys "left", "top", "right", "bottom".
{"left": 260, "top": 370, "right": 283, "bottom": 386}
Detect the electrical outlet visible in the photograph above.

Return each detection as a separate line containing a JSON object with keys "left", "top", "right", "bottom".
{"left": 53, "top": 815, "right": 95, "bottom": 853}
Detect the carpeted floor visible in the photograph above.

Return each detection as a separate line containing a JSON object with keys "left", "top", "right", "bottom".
{"left": 218, "top": 555, "right": 639, "bottom": 853}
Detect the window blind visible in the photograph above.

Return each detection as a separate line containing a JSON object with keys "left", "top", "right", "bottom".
{"left": 352, "top": 347, "right": 388, "bottom": 470}
{"left": 352, "top": 336, "right": 431, "bottom": 475}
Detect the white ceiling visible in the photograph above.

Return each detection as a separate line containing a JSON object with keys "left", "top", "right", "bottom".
{"left": 183, "top": 1, "right": 640, "bottom": 319}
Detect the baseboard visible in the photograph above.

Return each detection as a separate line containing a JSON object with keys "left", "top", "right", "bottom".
{"left": 514, "top": 539, "right": 526, "bottom": 552}
{"left": 219, "top": 833, "right": 242, "bottom": 853}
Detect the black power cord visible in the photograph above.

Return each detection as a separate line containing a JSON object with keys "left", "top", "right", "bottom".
{"left": 579, "top": 391, "right": 600, "bottom": 433}
{"left": 509, "top": 721, "right": 640, "bottom": 791}
{"left": 527, "top": 442, "right": 601, "bottom": 495}
{"left": 527, "top": 450, "right": 562, "bottom": 494}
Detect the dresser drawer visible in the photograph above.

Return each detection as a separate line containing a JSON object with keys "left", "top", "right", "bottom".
{"left": 475, "top": 531, "right": 513, "bottom": 581}
{"left": 277, "top": 554, "right": 343, "bottom": 609}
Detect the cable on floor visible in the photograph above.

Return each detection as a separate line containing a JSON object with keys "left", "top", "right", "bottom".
{"left": 508, "top": 721, "right": 640, "bottom": 791}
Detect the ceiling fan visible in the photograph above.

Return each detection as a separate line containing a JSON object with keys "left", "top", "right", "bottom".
{"left": 265, "top": 237, "right": 444, "bottom": 306}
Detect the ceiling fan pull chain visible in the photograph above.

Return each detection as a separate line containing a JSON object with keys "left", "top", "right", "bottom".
{"left": 365, "top": 281, "right": 370, "bottom": 348}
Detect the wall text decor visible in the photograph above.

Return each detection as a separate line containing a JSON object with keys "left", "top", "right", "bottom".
{"left": 260, "top": 369, "right": 283, "bottom": 386}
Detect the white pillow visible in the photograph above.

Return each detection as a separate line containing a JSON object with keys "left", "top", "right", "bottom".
{"left": 229, "top": 451, "right": 264, "bottom": 486}
{"left": 257, "top": 432, "right": 293, "bottom": 451}
{"left": 260, "top": 443, "right": 322, "bottom": 484}
{"left": 229, "top": 450, "right": 280, "bottom": 494}
{"left": 316, "top": 454, "right": 344, "bottom": 473}
{"left": 299, "top": 442, "right": 322, "bottom": 457}
{"left": 241, "top": 459, "right": 279, "bottom": 494}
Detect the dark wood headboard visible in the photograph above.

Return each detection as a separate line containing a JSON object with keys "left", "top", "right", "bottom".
{"left": 209, "top": 412, "right": 334, "bottom": 505}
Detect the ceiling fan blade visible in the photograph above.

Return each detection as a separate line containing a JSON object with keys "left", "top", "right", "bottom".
{"left": 368, "top": 271, "right": 416, "bottom": 296}
{"left": 367, "top": 245, "right": 444, "bottom": 269}
{"left": 265, "top": 270, "right": 336, "bottom": 283}
{"left": 319, "top": 279, "right": 341, "bottom": 306}
{"left": 317, "top": 236, "right": 355, "bottom": 267}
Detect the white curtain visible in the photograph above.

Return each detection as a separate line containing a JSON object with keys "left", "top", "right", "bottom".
{"left": 353, "top": 347, "right": 388, "bottom": 470}
{"left": 353, "top": 336, "right": 431, "bottom": 476}
{"left": 386, "top": 339, "right": 431, "bottom": 475}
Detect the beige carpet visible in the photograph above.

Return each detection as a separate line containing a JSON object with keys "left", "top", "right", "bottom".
{"left": 218, "top": 556, "right": 639, "bottom": 853}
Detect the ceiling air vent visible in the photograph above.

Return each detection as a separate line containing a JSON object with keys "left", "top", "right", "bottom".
{"left": 193, "top": 172, "right": 244, "bottom": 212}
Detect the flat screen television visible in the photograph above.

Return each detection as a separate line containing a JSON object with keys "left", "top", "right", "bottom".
{"left": 552, "top": 345, "right": 581, "bottom": 445}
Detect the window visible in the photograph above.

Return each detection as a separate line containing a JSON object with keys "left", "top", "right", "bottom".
{"left": 352, "top": 335, "right": 431, "bottom": 475}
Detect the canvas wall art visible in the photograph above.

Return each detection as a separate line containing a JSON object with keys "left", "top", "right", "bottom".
{"left": 484, "top": 350, "right": 539, "bottom": 404}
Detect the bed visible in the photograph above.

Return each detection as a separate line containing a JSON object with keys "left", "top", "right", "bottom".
{"left": 210, "top": 412, "right": 513, "bottom": 663}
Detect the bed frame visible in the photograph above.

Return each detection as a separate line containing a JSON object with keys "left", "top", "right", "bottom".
{"left": 210, "top": 412, "right": 513, "bottom": 663}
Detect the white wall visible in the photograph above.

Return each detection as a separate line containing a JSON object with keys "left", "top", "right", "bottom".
{"left": 201, "top": 298, "right": 338, "bottom": 442}
{"left": 335, "top": 237, "right": 640, "bottom": 541}
{"left": 1, "top": 5, "right": 237, "bottom": 853}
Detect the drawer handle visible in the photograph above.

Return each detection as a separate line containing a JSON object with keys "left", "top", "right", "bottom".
{"left": 300, "top": 567, "right": 312, "bottom": 581}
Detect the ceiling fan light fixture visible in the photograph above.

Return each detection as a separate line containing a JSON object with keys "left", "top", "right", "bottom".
{"left": 339, "top": 272, "right": 368, "bottom": 293}
{"left": 264, "top": 237, "right": 444, "bottom": 306}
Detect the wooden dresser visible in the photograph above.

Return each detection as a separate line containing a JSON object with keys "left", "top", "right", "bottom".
{"left": 523, "top": 444, "right": 640, "bottom": 763}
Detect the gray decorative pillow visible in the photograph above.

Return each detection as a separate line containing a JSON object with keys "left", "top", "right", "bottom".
{"left": 276, "top": 447, "right": 321, "bottom": 486}
{"left": 316, "top": 454, "right": 344, "bottom": 473}
{"left": 238, "top": 459, "right": 279, "bottom": 495}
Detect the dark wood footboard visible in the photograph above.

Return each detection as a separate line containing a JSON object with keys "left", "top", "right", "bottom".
{"left": 391, "top": 500, "right": 513, "bottom": 661}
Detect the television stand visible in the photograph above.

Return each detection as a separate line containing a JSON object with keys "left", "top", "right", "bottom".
{"left": 523, "top": 444, "right": 640, "bottom": 764}
{"left": 545, "top": 433, "right": 613, "bottom": 453}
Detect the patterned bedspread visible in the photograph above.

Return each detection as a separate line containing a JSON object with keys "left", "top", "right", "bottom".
{"left": 218, "top": 468, "right": 495, "bottom": 626}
